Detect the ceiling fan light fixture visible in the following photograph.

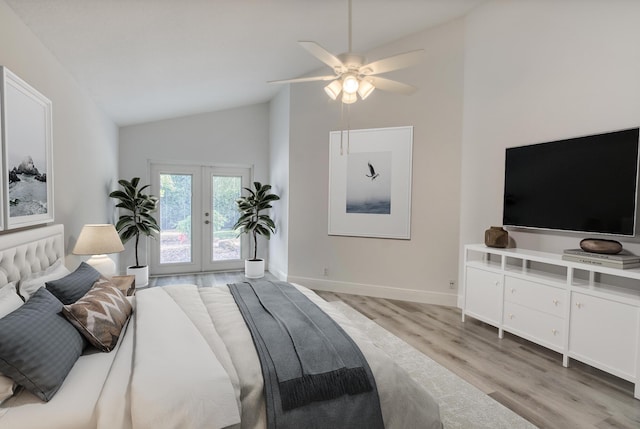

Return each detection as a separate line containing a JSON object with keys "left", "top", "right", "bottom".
{"left": 342, "top": 92, "right": 357, "bottom": 104}
{"left": 357, "top": 79, "right": 375, "bottom": 100}
{"left": 324, "top": 80, "right": 342, "bottom": 100}
{"left": 342, "top": 74, "right": 359, "bottom": 94}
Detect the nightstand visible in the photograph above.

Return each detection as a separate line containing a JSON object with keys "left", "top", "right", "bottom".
{"left": 110, "top": 275, "right": 136, "bottom": 296}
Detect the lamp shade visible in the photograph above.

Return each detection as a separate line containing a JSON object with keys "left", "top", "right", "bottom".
{"left": 341, "top": 92, "right": 357, "bottom": 104}
{"left": 73, "top": 224, "right": 124, "bottom": 255}
{"left": 324, "top": 80, "right": 342, "bottom": 100}
{"left": 357, "top": 79, "right": 375, "bottom": 100}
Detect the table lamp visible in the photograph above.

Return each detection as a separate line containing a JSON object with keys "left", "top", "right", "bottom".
{"left": 72, "top": 224, "right": 125, "bottom": 277}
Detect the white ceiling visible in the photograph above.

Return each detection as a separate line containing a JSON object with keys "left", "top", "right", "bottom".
{"left": 5, "top": 0, "right": 485, "bottom": 126}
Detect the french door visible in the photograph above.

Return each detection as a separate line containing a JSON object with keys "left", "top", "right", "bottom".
{"left": 149, "top": 163, "right": 250, "bottom": 275}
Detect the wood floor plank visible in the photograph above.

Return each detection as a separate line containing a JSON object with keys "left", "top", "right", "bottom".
{"left": 315, "top": 290, "right": 640, "bottom": 429}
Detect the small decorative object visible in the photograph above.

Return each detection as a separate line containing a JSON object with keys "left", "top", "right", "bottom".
{"left": 233, "top": 182, "right": 280, "bottom": 279}
{"left": 109, "top": 177, "right": 160, "bottom": 286}
{"left": 580, "top": 238, "right": 622, "bottom": 255}
{"left": 484, "top": 226, "right": 509, "bottom": 248}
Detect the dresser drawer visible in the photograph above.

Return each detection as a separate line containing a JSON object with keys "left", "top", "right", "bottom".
{"left": 504, "top": 276, "right": 564, "bottom": 318}
{"left": 503, "top": 301, "right": 564, "bottom": 349}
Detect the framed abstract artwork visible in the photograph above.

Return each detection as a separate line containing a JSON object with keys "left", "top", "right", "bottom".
{"left": 328, "top": 126, "right": 413, "bottom": 239}
{"left": 1, "top": 66, "right": 54, "bottom": 230}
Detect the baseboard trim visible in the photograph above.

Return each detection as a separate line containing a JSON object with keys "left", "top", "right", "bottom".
{"left": 288, "top": 275, "right": 457, "bottom": 307}
{"left": 267, "top": 264, "right": 288, "bottom": 281}
{"left": 267, "top": 263, "right": 287, "bottom": 282}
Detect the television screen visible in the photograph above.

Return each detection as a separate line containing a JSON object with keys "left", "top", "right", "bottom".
{"left": 503, "top": 128, "right": 640, "bottom": 236}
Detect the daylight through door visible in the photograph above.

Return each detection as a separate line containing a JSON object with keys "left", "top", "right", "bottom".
{"left": 150, "top": 163, "right": 250, "bottom": 275}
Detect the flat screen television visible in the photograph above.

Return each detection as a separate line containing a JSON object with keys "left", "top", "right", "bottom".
{"left": 503, "top": 127, "right": 640, "bottom": 236}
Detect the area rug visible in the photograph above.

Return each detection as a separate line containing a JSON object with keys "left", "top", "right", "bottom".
{"left": 328, "top": 301, "right": 537, "bottom": 429}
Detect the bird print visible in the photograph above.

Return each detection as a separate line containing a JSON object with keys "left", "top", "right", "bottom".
{"left": 366, "top": 162, "right": 379, "bottom": 180}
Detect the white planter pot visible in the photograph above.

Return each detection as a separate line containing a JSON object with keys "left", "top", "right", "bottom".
{"left": 245, "top": 259, "right": 265, "bottom": 279}
{"left": 127, "top": 265, "right": 149, "bottom": 287}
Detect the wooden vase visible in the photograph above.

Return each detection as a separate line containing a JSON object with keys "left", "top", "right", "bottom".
{"left": 485, "top": 226, "right": 508, "bottom": 248}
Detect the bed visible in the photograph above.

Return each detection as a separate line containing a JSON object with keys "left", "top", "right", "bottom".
{"left": 0, "top": 224, "right": 442, "bottom": 429}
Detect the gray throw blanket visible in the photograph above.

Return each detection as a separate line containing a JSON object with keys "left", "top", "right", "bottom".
{"left": 228, "top": 281, "right": 385, "bottom": 429}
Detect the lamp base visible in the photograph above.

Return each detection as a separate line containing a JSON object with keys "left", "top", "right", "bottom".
{"left": 86, "top": 254, "right": 117, "bottom": 277}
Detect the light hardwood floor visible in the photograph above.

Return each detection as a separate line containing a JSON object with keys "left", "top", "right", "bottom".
{"left": 148, "top": 272, "right": 640, "bottom": 429}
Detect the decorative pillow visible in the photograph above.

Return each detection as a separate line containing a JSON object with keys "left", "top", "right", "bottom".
{"left": 0, "top": 282, "right": 23, "bottom": 317}
{"left": 18, "top": 259, "right": 70, "bottom": 301}
{"left": 63, "top": 278, "right": 132, "bottom": 352}
{"left": 0, "top": 288, "right": 84, "bottom": 402}
{"left": 46, "top": 262, "right": 101, "bottom": 305}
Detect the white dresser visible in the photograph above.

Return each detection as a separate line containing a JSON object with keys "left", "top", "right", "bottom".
{"left": 462, "top": 244, "right": 640, "bottom": 399}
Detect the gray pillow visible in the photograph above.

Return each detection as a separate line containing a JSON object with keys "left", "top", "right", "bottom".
{"left": 0, "top": 288, "right": 84, "bottom": 401}
{"left": 45, "top": 262, "right": 101, "bottom": 305}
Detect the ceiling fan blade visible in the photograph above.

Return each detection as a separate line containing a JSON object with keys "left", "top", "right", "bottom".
{"left": 360, "top": 49, "right": 425, "bottom": 75}
{"left": 268, "top": 75, "right": 336, "bottom": 84}
{"left": 298, "top": 41, "right": 344, "bottom": 71}
{"left": 367, "top": 76, "right": 417, "bottom": 95}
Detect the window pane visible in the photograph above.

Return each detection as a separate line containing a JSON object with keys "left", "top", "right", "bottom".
{"left": 212, "top": 175, "right": 241, "bottom": 261}
{"left": 159, "top": 174, "right": 192, "bottom": 264}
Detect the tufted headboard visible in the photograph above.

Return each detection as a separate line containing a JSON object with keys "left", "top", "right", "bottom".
{"left": 0, "top": 224, "right": 65, "bottom": 289}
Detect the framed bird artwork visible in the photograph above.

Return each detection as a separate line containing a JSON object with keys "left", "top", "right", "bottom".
{"left": 328, "top": 126, "right": 413, "bottom": 239}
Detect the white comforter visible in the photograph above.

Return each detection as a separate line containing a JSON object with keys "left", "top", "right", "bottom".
{"left": 93, "top": 284, "right": 442, "bottom": 429}
{"left": 0, "top": 284, "right": 442, "bottom": 428}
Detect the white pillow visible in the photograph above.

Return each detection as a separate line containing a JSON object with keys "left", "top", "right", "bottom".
{"left": 0, "top": 282, "right": 22, "bottom": 318}
{"left": 18, "top": 259, "right": 70, "bottom": 301}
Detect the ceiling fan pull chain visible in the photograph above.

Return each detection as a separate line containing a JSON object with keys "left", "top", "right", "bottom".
{"left": 346, "top": 103, "right": 351, "bottom": 155}
{"left": 340, "top": 102, "right": 344, "bottom": 155}
{"left": 338, "top": 101, "right": 351, "bottom": 156}
{"left": 346, "top": 130, "right": 350, "bottom": 155}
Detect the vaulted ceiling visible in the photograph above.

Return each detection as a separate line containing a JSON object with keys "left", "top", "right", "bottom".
{"left": 5, "top": 0, "right": 485, "bottom": 126}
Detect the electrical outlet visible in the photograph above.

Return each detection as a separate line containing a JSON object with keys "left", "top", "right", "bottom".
{"left": 323, "top": 267, "right": 329, "bottom": 276}
{"left": 449, "top": 280, "right": 456, "bottom": 289}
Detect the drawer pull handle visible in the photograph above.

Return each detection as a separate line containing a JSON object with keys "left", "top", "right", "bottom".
{"left": 511, "top": 288, "right": 515, "bottom": 293}
{"left": 495, "top": 281, "right": 500, "bottom": 286}
{"left": 508, "top": 313, "right": 514, "bottom": 319}
{"left": 576, "top": 302, "right": 583, "bottom": 309}
{"left": 552, "top": 299, "right": 559, "bottom": 305}
{"left": 551, "top": 329, "right": 558, "bottom": 335}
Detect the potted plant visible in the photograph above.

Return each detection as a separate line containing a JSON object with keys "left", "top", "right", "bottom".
{"left": 233, "top": 182, "right": 280, "bottom": 278}
{"left": 109, "top": 177, "right": 160, "bottom": 286}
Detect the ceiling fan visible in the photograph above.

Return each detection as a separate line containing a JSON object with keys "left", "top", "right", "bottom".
{"left": 268, "top": 0, "right": 424, "bottom": 104}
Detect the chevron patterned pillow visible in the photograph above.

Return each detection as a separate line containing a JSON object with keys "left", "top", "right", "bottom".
{"left": 62, "top": 278, "right": 132, "bottom": 352}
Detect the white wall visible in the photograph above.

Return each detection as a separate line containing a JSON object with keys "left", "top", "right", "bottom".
{"left": 461, "top": 0, "right": 640, "bottom": 252}
{"left": 268, "top": 87, "right": 290, "bottom": 280}
{"left": 285, "top": 18, "right": 465, "bottom": 305}
{"left": 0, "top": 0, "right": 119, "bottom": 268}
{"left": 118, "top": 103, "right": 270, "bottom": 271}
{"left": 459, "top": 0, "right": 640, "bottom": 303}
